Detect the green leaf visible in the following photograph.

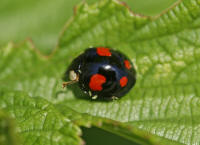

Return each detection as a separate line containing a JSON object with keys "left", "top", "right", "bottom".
{"left": 1, "top": 0, "right": 200, "bottom": 144}
{"left": 57, "top": 104, "right": 183, "bottom": 145}
{"left": 0, "top": 43, "right": 180, "bottom": 145}
{"left": 0, "top": 42, "right": 63, "bottom": 100}
{"left": 0, "top": 110, "right": 19, "bottom": 145}
{"left": 0, "top": 91, "right": 82, "bottom": 145}
{"left": 56, "top": 0, "right": 200, "bottom": 144}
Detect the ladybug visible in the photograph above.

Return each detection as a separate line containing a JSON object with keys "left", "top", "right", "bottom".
{"left": 63, "top": 47, "right": 136, "bottom": 100}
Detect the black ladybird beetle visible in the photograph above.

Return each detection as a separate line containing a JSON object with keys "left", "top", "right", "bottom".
{"left": 63, "top": 47, "right": 136, "bottom": 100}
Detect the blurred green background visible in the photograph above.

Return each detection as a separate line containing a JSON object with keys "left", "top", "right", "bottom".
{"left": 0, "top": 0, "right": 176, "bottom": 54}
{"left": 0, "top": 0, "right": 177, "bottom": 145}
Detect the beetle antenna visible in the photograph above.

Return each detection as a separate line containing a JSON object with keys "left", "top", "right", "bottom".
{"left": 62, "top": 72, "right": 79, "bottom": 88}
{"left": 62, "top": 80, "right": 78, "bottom": 88}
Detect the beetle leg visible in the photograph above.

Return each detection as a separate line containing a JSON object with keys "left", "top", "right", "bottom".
{"left": 111, "top": 96, "right": 119, "bottom": 100}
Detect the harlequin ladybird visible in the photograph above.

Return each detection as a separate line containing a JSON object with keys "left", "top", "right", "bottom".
{"left": 63, "top": 47, "right": 136, "bottom": 100}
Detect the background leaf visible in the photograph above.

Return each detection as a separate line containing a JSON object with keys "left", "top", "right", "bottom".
{"left": 0, "top": 0, "right": 177, "bottom": 53}
{"left": 0, "top": 110, "right": 19, "bottom": 145}
{"left": 0, "top": 91, "right": 82, "bottom": 145}
{"left": 0, "top": 0, "right": 81, "bottom": 53}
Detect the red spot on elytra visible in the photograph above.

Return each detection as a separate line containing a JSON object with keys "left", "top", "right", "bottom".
{"left": 96, "top": 47, "right": 112, "bottom": 56}
{"left": 89, "top": 74, "right": 106, "bottom": 91}
{"left": 124, "top": 60, "right": 131, "bottom": 69}
{"left": 120, "top": 76, "right": 128, "bottom": 87}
